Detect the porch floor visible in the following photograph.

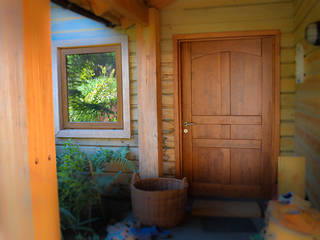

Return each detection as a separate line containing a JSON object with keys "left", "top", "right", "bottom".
{"left": 169, "top": 214, "right": 265, "bottom": 240}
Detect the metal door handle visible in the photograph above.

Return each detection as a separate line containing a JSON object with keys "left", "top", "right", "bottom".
{"left": 184, "top": 122, "right": 194, "bottom": 126}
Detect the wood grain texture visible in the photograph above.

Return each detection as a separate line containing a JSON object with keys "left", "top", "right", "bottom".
{"left": 178, "top": 34, "right": 278, "bottom": 198}
{"left": 193, "top": 148, "right": 230, "bottom": 184}
{"left": 0, "top": 0, "right": 34, "bottom": 239}
{"left": 230, "top": 149, "right": 261, "bottom": 185}
{"left": 293, "top": 0, "right": 320, "bottom": 209}
{"left": 192, "top": 200, "right": 261, "bottom": 218}
{"left": 51, "top": 5, "right": 136, "bottom": 167}
{"left": 165, "top": 0, "right": 295, "bottom": 178}
{"left": 231, "top": 125, "right": 262, "bottom": 140}
{"left": 136, "top": 8, "right": 162, "bottom": 178}
{"left": 24, "top": 0, "right": 61, "bottom": 238}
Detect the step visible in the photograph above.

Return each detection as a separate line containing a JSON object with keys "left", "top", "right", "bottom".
{"left": 192, "top": 200, "right": 262, "bottom": 218}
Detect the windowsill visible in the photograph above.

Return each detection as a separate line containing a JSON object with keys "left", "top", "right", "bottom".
{"left": 55, "top": 129, "right": 131, "bottom": 139}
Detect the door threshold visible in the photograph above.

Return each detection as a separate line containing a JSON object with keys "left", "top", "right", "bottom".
{"left": 190, "top": 198, "right": 265, "bottom": 219}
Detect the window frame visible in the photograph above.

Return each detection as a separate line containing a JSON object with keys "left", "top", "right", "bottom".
{"left": 59, "top": 44, "right": 123, "bottom": 129}
{"left": 52, "top": 36, "right": 130, "bottom": 139}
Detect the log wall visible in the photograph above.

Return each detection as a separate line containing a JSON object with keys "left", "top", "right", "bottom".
{"left": 160, "top": 0, "right": 297, "bottom": 176}
{"left": 51, "top": 3, "right": 138, "bottom": 183}
{"left": 293, "top": 0, "right": 320, "bottom": 209}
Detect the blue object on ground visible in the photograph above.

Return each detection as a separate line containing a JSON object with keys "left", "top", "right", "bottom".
{"left": 130, "top": 226, "right": 171, "bottom": 240}
{"left": 278, "top": 192, "right": 293, "bottom": 204}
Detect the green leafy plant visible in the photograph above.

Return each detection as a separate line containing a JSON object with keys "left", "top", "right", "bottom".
{"left": 66, "top": 53, "right": 118, "bottom": 122}
{"left": 57, "top": 140, "right": 136, "bottom": 237}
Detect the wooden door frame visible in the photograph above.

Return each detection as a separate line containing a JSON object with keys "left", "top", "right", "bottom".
{"left": 173, "top": 30, "right": 281, "bottom": 188}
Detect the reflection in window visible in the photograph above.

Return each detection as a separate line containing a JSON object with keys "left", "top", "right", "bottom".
{"left": 59, "top": 45, "right": 123, "bottom": 129}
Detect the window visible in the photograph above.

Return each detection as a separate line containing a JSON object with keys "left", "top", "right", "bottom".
{"left": 59, "top": 45, "right": 123, "bottom": 129}
{"left": 52, "top": 36, "right": 130, "bottom": 138}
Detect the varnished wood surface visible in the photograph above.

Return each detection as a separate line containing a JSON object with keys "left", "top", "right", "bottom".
{"left": 167, "top": 0, "right": 295, "bottom": 179}
{"left": 24, "top": 0, "right": 61, "bottom": 238}
{"left": 0, "top": 0, "right": 34, "bottom": 239}
{"left": 177, "top": 32, "right": 279, "bottom": 199}
{"left": 136, "top": 8, "right": 163, "bottom": 178}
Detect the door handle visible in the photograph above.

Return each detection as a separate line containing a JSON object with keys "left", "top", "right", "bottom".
{"left": 184, "top": 122, "right": 195, "bottom": 126}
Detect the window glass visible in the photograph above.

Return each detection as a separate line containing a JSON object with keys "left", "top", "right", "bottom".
{"left": 66, "top": 52, "right": 118, "bottom": 123}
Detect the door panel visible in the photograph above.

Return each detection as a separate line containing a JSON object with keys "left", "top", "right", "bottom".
{"left": 231, "top": 125, "right": 262, "bottom": 140}
{"left": 193, "top": 148, "right": 230, "bottom": 184}
{"left": 230, "top": 149, "right": 261, "bottom": 185}
{"left": 181, "top": 36, "right": 275, "bottom": 199}
{"left": 231, "top": 52, "right": 262, "bottom": 115}
{"left": 191, "top": 38, "right": 262, "bottom": 58}
{"left": 193, "top": 125, "right": 230, "bottom": 139}
{"left": 192, "top": 54, "right": 224, "bottom": 115}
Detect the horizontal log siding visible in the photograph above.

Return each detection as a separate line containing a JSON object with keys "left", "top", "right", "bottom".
{"left": 51, "top": 3, "right": 138, "bottom": 184}
{"left": 293, "top": 0, "right": 320, "bottom": 209}
{"left": 160, "top": 0, "right": 296, "bottom": 176}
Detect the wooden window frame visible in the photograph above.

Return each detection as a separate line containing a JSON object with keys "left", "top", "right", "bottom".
{"left": 52, "top": 36, "right": 131, "bottom": 139}
{"left": 59, "top": 44, "right": 123, "bottom": 130}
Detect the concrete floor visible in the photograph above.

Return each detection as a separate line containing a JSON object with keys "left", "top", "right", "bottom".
{"left": 169, "top": 215, "right": 265, "bottom": 240}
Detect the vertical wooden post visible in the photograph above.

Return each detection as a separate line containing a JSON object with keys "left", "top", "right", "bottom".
{"left": 0, "top": 0, "right": 61, "bottom": 239}
{"left": 0, "top": 1, "right": 34, "bottom": 239}
{"left": 23, "top": 0, "right": 61, "bottom": 239}
{"left": 136, "top": 8, "right": 163, "bottom": 178}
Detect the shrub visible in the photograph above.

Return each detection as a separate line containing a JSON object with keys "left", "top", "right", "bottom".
{"left": 57, "top": 140, "right": 135, "bottom": 237}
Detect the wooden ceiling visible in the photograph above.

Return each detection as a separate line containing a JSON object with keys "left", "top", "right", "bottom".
{"left": 67, "top": 0, "right": 176, "bottom": 27}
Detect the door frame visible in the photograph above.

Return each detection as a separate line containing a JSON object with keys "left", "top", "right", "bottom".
{"left": 173, "top": 30, "right": 281, "bottom": 189}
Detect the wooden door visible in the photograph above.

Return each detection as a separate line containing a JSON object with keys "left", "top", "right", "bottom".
{"left": 181, "top": 37, "right": 276, "bottom": 199}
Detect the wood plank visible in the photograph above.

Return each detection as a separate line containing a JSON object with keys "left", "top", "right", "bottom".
{"left": 104, "top": 0, "right": 149, "bottom": 25}
{"left": 0, "top": 0, "right": 34, "bottom": 238}
{"left": 193, "top": 148, "right": 230, "bottom": 184}
{"left": 191, "top": 183, "right": 262, "bottom": 198}
{"left": 191, "top": 39, "right": 262, "bottom": 58}
{"left": 231, "top": 149, "right": 261, "bottom": 185}
{"left": 191, "top": 52, "right": 222, "bottom": 115}
{"left": 261, "top": 37, "right": 276, "bottom": 198}
{"left": 281, "top": 78, "right": 296, "bottom": 92}
{"left": 181, "top": 42, "right": 193, "bottom": 180}
{"left": 193, "top": 125, "right": 230, "bottom": 139}
{"left": 231, "top": 125, "right": 262, "bottom": 140}
{"left": 171, "top": 0, "right": 293, "bottom": 10}
{"left": 148, "top": 0, "right": 176, "bottom": 9}
{"left": 193, "top": 139, "right": 261, "bottom": 149}
{"left": 280, "top": 137, "right": 295, "bottom": 152}
{"left": 136, "top": 8, "right": 162, "bottom": 178}
{"left": 278, "top": 156, "right": 306, "bottom": 199}
{"left": 192, "top": 116, "right": 262, "bottom": 124}
{"left": 162, "top": 20, "right": 294, "bottom": 39}
{"left": 162, "top": 2, "right": 292, "bottom": 25}
{"left": 280, "top": 122, "right": 295, "bottom": 136}
{"left": 24, "top": 0, "right": 61, "bottom": 239}
{"left": 231, "top": 51, "right": 262, "bottom": 116}
{"left": 192, "top": 200, "right": 261, "bottom": 218}
{"left": 221, "top": 52, "right": 231, "bottom": 115}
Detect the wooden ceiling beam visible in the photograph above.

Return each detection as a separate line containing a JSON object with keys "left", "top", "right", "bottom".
{"left": 148, "top": 0, "right": 176, "bottom": 9}
{"left": 104, "top": 0, "right": 149, "bottom": 25}
{"left": 90, "top": 0, "right": 111, "bottom": 16}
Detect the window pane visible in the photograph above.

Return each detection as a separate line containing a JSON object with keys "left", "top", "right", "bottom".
{"left": 65, "top": 52, "right": 118, "bottom": 123}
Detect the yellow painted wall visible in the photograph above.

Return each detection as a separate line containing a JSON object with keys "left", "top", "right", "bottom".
{"left": 293, "top": 0, "right": 320, "bottom": 209}
{"left": 160, "top": 0, "right": 296, "bottom": 176}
